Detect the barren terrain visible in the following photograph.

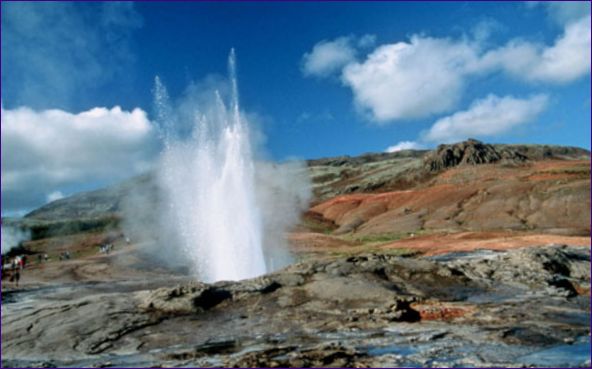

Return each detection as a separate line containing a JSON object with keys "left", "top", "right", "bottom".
{"left": 2, "top": 140, "right": 590, "bottom": 367}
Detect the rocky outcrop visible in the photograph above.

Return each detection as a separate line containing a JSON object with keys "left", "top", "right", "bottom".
{"left": 2, "top": 245, "right": 590, "bottom": 368}
{"left": 423, "top": 139, "right": 528, "bottom": 172}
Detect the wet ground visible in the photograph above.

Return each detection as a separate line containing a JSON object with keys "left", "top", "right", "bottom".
{"left": 2, "top": 244, "right": 590, "bottom": 367}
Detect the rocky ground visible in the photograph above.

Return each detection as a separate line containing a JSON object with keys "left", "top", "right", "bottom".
{"left": 2, "top": 244, "right": 590, "bottom": 368}
{"left": 2, "top": 140, "right": 590, "bottom": 367}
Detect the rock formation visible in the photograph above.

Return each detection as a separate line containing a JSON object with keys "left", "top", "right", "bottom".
{"left": 2, "top": 245, "right": 589, "bottom": 367}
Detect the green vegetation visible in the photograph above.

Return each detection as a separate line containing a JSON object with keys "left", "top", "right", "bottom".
{"left": 327, "top": 247, "right": 420, "bottom": 258}
{"left": 31, "top": 217, "right": 120, "bottom": 240}
{"left": 339, "top": 231, "right": 426, "bottom": 245}
{"left": 299, "top": 216, "right": 336, "bottom": 234}
{"left": 9, "top": 216, "right": 121, "bottom": 241}
{"left": 294, "top": 246, "right": 421, "bottom": 262}
{"left": 539, "top": 165, "right": 590, "bottom": 176}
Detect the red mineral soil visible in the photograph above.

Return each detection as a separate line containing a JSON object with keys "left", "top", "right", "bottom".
{"left": 411, "top": 301, "right": 476, "bottom": 321}
{"left": 297, "top": 159, "right": 590, "bottom": 256}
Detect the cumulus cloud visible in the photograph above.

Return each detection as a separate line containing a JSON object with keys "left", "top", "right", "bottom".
{"left": 302, "top": 37, "right": 357, "bottom": 77}
{"left": 1, "top": 106, "right": 158, "bottom": 213}
{"left": 305, "top": 5, "right": 589, "bottom": 123}
{"left": 385, "top": 141, "right": 425, "bottom": 153}
{"left": 479, "top": 15, "right": 591, "bottom": 83}
{"left": 1, "top": 1, "right": 142, "bottom": 109}
{"left": 342, "top": 37, "right": 479, "bottom": 122}
{"left": 301, "top": 35, "right": 375, "bottom": 77}
{"left": 421, "top": 94, "right": 549, "bottom": 143}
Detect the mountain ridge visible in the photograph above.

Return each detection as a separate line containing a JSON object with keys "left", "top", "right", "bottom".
{"left": 3, "top": 140, "right": 589, "bottom": 242}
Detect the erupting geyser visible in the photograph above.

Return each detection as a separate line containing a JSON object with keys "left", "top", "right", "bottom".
{"left": 154, "top": 50, "right": 274, "bottom": 282}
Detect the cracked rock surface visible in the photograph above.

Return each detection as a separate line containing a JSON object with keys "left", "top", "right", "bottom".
{"left": 2, "top": 245, "right": 590, "bottom": 367}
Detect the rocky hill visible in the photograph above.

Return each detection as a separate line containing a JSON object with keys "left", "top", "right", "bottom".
{"left": 308, "top": 140, "right": 589, "bottom": 200}
{"left": 5, "top": 140, "right": 589, "bottom": 242}
{"left": 307, "top": 140, "right": 590, "bottom": 242}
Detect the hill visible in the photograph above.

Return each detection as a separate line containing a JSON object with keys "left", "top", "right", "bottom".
{"left": 3, "top": 140, "right": 589, "bottom": 250}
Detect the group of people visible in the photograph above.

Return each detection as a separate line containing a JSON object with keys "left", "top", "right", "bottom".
{"left": 1, "top": 255, "right": 27, "bottom": 287}
{"left": 1, "top": 234, "right": 132, "bottom": 289}
{"left": 58, "top": 251, "right": 71, "bottom": 260}
{"left": 37, "top": 253, "right": 49, "bottom": 263}
{"left": 99, "top": 243, "right": 114, "bottom": 254}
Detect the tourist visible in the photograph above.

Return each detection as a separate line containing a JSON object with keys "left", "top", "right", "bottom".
{"left": 14, "top": 267, "right": 20, "bottom": 288}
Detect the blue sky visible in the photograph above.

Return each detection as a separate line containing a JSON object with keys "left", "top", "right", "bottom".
{"left": 1, "top": 1, "right": 590, "bottom": 214}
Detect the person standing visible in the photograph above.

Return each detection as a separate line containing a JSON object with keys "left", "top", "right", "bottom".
{"left": 14, "top": 266, "right": 20, "bottom": 288}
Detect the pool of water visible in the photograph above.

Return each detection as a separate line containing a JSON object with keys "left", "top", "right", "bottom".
{"left": 518, "top": 335, "right": 591, "bottom": 367}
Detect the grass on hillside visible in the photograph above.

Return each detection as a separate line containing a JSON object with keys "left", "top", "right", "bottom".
{"left": 294, "top": 246, "right": 420, "bottom": 262}
{"left": 300, "top": 215, "right": 336, "bottom": 234}
{"left": 339, "top": 231, "right": 428, "bottom": 246}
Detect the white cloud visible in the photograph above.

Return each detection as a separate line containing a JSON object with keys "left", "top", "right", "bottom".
{"left": 46, "top": 191, "right": 65, "bottom": 203}
{"left": 306, "top": 10, "right": 589, "bottom": 123}
{"left": 478, "top": 15, "right": 591, "bottom": 83}
{"left": 302, "top": 37, "right": 358, "bottom": 77}
{"left": 301, "top": 34, "right": 376, "bottom": 77}
{"left": 421, "top": 94, "right": 549, "bottom": 143}
{"left": 1, "top": 106, "right": 158, "bottom": 213}
{"left": 342, "top": 36, "right": 479, "bottom": 122}
{"left": 385, "top": 141, "right": 425, "bottom": 153}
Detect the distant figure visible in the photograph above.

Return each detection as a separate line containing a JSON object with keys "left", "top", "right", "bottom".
{"left": 22, "top": 255, "right": 28, "bottom": 269}
{"left": 44, "top": 254, "right": 49, "bottom": 262}
{"left": 14, "top": 267, "right": 20, "bottom": 288}
{"left": 38, "top": 254, "right": 43, "bottom": 264}
{"left": 125, "top": 237, "right": 131, "bottom": 245}
{"left": 10, "top": 258, "right": 21, "bottom": 288}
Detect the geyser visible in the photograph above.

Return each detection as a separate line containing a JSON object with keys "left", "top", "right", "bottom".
{"left": 154, "top": 50, "right": 298, "bottom": 282}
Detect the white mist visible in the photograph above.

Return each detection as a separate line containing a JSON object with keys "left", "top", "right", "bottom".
{"left": 155, "top": 50, "right": 274, "bottom": 282}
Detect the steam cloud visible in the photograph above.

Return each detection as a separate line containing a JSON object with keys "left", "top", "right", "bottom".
{"left": 1, "top": 225, "right": 30, "bottom": 255}
{"left": 122, "top": 55, "right": 311, "bottom": 281}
